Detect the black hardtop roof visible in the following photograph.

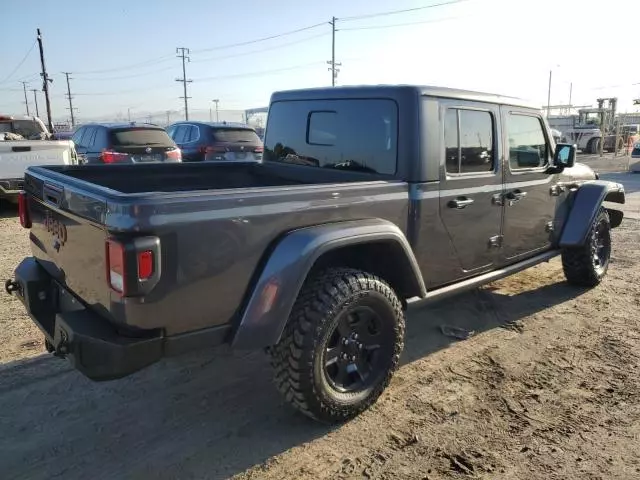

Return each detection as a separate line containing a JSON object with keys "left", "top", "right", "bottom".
{"left": 270, "top": 85, "right": 539, "bottom": 110}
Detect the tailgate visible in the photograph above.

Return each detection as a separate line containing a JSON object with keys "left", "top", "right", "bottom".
{"left": 0, "top": 141, "right": 74, "bottom": 179}
{"left": 24, "top": 172, "right": 109, "bottom": 311}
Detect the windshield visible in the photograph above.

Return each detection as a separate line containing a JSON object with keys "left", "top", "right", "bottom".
{"left": 212, "top": 128, "right": 261, "bottom": 144}
{"left": 110, "top": 128, "right": 174, "bottom": 147}
{"left": 0, "top": 120, "right": 44, "bottom": 138}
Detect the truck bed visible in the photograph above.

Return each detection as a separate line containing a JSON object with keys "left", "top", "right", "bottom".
{"left": 22, "top": 161, "right": 409, "bottom": 338}
{"left": 42, "top": 161, "right": 388, "bottom": 194}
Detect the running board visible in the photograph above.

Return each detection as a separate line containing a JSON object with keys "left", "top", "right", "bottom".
{"left": 408, "top": 250, "right": 560, "bottom": 307}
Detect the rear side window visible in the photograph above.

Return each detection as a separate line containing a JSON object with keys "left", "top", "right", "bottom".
{"left": 110, "top": 128, "right": 174, "bottom": 147}
{"left": 212, "top": 128, "right": 261, "bottom": 145}
{"left": 444, "top": 108, "right": 495, "bottom": 174}
{"left": 507, "top": 114, "right": 549, "bottom": 170}
{"left": 264, "top": 99, "right": 398, "bottom": 175}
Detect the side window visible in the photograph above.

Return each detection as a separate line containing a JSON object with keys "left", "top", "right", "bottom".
{"left": 264, "top": 99, "right": 397, "bottom": 175}
{"left": 444, "top": 108, "right": 495, "bottom": 174}
{"left": 71, "top": 127, "right": 85, "bottom": 147}
{"left": 187, "top": 125, "right": 200, "bottom": 143}
{"left": 85, "top": 127, "right": 97, "bottom": 149}
{"left": 308, "top": 112, "right": 337, "bottom": 145}
{"left": 507, "top": 114, "right": 549, "bottom": 170}
{"left": 173, "top": 125, "right": 188, "bottom": 144}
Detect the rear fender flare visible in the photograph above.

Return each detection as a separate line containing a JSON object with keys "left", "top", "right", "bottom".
{"left": 559, "top": 181, "right": 625, "bottom": 248}
{"left": 231, "top": 219, "right": 426, "bottom": 350}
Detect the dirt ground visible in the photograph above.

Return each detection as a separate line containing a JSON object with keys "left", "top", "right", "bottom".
{"left": 0, "top": 163, "right": 639, "bottom": 479}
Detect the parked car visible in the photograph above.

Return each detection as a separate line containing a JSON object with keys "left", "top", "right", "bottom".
{"left": 7, "top": 85, "right": 625, "bottom": 424}
{"left": 166, "top": 121, "right": 262, "bottom": 162}
{"left": 71, "top": 122, "right": 181, "bottom": 164}
{"left": 0, "top": 115, "right": 77, "bottom": 201}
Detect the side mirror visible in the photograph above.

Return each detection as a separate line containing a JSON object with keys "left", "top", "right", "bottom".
{"left": 553, "top": 143, "right": 576, "bottom": 170}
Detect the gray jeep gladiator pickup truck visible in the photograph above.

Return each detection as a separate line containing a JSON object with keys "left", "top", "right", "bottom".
{"left": 6, "top": 86, "right": 625, "bottom": 423}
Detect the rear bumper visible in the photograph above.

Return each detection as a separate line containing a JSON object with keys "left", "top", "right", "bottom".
{"left": 8, "top": 257, "right": 164, "bottom": 381}
{"left": 0, "top": 178, "right": 24, "bottom": 197}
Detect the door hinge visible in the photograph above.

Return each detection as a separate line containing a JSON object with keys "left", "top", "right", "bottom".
{"left": 491, "top": 193, "right": 504, "bottom": 206}
{"left": 545, "top": 221, "right": 554, "bottom": 233}
{"left": 550, "top": 184, "right": 567, "bottom": 196}
{"left": 489, "top": 235, "right": 503, "bottom": 248}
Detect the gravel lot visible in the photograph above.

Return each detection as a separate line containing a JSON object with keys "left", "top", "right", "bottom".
{"left": 0, "top": 160, "right": 638, "bottom": 479}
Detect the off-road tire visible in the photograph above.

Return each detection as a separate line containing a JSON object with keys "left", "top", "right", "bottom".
{"left": 561, "top": 208, "right": 611, "bottom": 287}
{"left": 269, "top": 268, "right": 405, "bottom": 423}
{"left": 587, "top": 138, "right": 601, "bottom": 155}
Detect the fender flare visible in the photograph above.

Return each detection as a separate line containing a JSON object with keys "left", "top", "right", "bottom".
{"left": 231, "top": 218, "right": 426, "bottom": 350}
{"left": 559, "top": 180, "right": 625, "bottom": 248}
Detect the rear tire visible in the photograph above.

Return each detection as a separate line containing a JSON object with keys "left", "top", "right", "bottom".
{"left": 588, "top": 138, "right": 601, "bottom": 154}
{"left": 269, "top": 268, "right": 405, "bottom": 423}
{"left": 561, "top": 208, "right": 611, "bottom": 287}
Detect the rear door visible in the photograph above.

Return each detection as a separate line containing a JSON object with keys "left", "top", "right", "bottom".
{"left": 171, "top": 124, "right": 201, "bottom": 161}
{"left": 24, "top": 172, "right": 110, "bottom": 311}
{"left": 500, "top": 108, "right": 556, "bottom": 261}
{"left": 208, "top": 127, "right": 263, "bottom": 162}
{"left": 110, "top": 127, "right": 177, "bottom": 163}
{"left": 438, "top": 100, "right": 503, "bottom": 277}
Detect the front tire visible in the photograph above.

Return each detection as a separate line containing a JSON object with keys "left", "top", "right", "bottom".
{"left": 562, "top": 208, "right": 612, "bottom": 287}
{"left": 270, "top": 268, "right": 405, "bottom": 423}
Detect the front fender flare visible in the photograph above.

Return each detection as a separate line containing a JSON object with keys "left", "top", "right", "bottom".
{"left": 559, "top": 180, "right": 625, "bottom": 248}
{"left": 231, "top": 219, "right": 425, "bottom": 350}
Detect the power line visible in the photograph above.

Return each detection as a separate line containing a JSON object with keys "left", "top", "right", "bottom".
{"left": 339, "top": 0, "right": 467, "bottom": 22}
{"left": 191, "top": 61, "right": 324, "bottom": 82}
{"left": 339, "top": 15, "right": 466, "bottom": 31}
{"left": 191, "top": 22, "right": 328, "bottom": 53}
{"left": 72, "top": 54, "right": 175, "bottom": 75}
{"left": 0, "top": 41, "right": 37, "bottom": 84}
{"left": 73, "top": 65, "right": 176, "bottom": 82}
{"left": 190, "top": 32, "right": 329, "bottom": 64}
{"left": 176, "top": 47, "right": 192, "bottom": 120}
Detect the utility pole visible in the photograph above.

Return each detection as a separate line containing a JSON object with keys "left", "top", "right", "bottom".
{"left": 30, "top": 89, "right": 40, "bottom": 117}
{"left": 175, "top": 47, "right": 192, "bottom": 120}
{"left": 568, "top": 82, "right": 572, "bottom": 113}
{"left": 212, "top": 99, "right": 219, "bottom": 122}
{"left": 166, "top": 110, "right": 171, "bottom": 125}
{"left": 327, "top": 17, "right": 341, "bottom": 86}
{"left": 62, "top": 72, "right": 76, "bottom": 127}
{"left": 37, "top": 28, "right": 54, "bottom": 133}
{"left": 128, "top": 108, "right": 132, "bottom": 122}
{"left": 21, "top": 82, "right": 30, "bottom": 116}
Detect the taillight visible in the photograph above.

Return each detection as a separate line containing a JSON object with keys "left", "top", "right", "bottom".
{"left": 137, "top": 250, "right": 154, "bottom": 280}
{"left": 166, "top": 148, "right": 181, "bottom": 162}
{"left": 106, "top": 238, "right": 160, "bottom": 296}
{"left": 106, "top": 239, "right": 126, "bottom": 294}
{"left": 101, "top": 150, "right": 129, "bottom": 164}
{"left": 253, "top": 146, "right": 264, "bottom": 153}
{"left": 18, "top": 191, "right": 31, "bottom": 228}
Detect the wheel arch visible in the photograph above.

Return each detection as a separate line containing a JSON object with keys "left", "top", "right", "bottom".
{"left": 559, "top": 181, "right": 625, "bottom": 248}
{"left": 231, "top": 218, "right": 425, "bottom": 350}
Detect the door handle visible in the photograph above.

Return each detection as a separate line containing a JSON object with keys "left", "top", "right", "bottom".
{"left": 448, "top": 197, "right": 474, "bottom": 209}
{"left": 505, "top": 190, "right": 527, "bottom": 205}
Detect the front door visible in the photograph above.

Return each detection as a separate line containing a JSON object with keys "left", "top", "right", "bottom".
{"left": 500, "top": 108, "right": 556, "bottom": 261}
{"left": 439, "top": 101, "right": 503, "bottom": 278}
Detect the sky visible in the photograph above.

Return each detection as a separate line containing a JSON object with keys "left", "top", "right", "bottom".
{"left": 1, "top": 0, "right": 639, "bottom": 126}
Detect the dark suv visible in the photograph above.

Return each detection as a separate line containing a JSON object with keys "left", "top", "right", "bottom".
{"left": 71, "top": 123, "right": 181, "bottom": 164}
{"left": 166, "top": 121, "right": 263, "bottom": 163}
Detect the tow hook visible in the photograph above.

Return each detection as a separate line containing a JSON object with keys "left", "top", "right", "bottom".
{"left": 5, "top": 279, "right": 20, "bottom": 296}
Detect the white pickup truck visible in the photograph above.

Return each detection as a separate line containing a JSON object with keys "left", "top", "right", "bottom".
{"left": 0, "top": 115, "right": 77, "bottom": 200}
